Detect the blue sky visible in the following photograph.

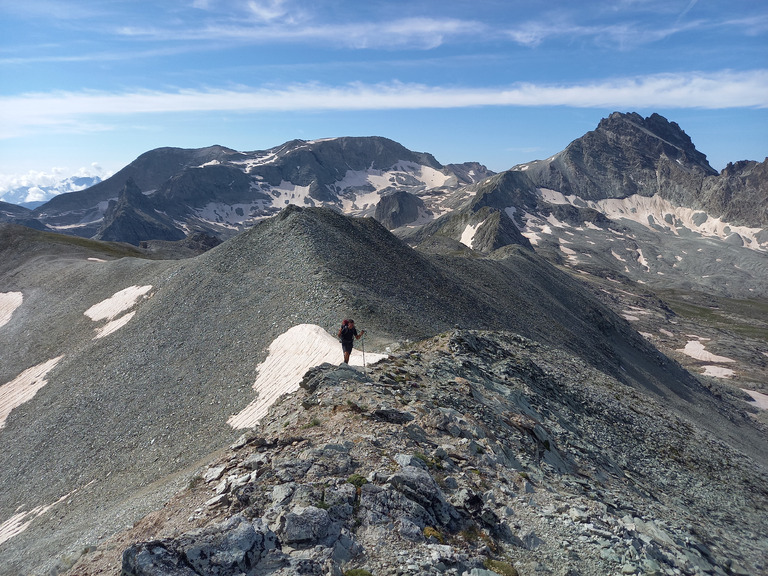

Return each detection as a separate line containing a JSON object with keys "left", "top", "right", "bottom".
{"left": 0, "top": 0, "right": 766, "bottom": 194}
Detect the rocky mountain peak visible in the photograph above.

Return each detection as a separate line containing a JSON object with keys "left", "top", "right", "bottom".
{"left": 118, "top": 177, "right": 147, "bottom": 204}
{"left": 596, "top": 112, "right": 713, "bottom": 172}
{"left": 517, "top": 112, "right": 718, "bottom": 202}
{"left": 95, "top": 178, "right": 185, "bottom": 245}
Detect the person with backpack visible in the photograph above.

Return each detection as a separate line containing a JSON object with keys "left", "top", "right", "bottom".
{"left": 338, "top": 319, "right": 364, "bottom": 364}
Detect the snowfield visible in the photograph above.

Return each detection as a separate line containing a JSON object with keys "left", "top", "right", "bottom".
{"left": 0, "top": 356, "right": 63, "bottom": 429}
{"left": 678, "top": 340, "right": 736, "bottom": 363}
{"left": 537, "top": 189, "right": 767, "bottom": 251}
{"left": 0, "top": 292, "right": 23, "bottom": 328}
{"left": 228, "top": 324, "right": 386, "bottom": 429}
{"left": 84, "top": 285, "right": 153, "bottom": 339}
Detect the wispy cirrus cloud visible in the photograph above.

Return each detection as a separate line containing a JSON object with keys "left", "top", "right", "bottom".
{"left": 115, "top": 16, "right": 479, "bottom": 50}
{"left": 506, "top": 17, "right": 703, "bottom": 48}
{"left": 505, "top": 3, "right": 768, "bottom": 49}
{"left": 2, "top": 70, "right": 766, "bottom": 139}
{"left": 246, "top": 0, "right": 292, "bottom": 23}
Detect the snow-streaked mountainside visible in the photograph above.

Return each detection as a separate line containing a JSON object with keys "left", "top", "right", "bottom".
{"left": 393, "top": 113, "right": 767, "bottom": 299}
{"left": 17, "top": 137, "right": 492, "bottom": 244}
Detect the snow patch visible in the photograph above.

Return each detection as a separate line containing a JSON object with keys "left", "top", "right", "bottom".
{"left": 231, "top": 152, "right": 279, "bottom": 171}
{"left": 678, "top": 340, "right": 736, "bottom": 363}
{"left": 228, "top": 324, "right": 386, "bottom": 429}
{"left": 522, "top": 231, "right": 540, "bottom": 246}
{"left": 742, "top": 389, "right": 768, "bottom": 409}
{"left": 546, "top": 214, "right": 570, "bottom": 229}
{"left": 0, "top": 292, "right": 23, "bottom": 328}
{"left": 621, "top": 307, "right": 649, "bottom": 322}
{"left": 84, "top": 285, "right": 152, "bottom": 339}
{"left": 701, "top": 366, "right": 735, "bottom": 378}
{"left": 636, "top": 249, "right": 649, "bottom": 270}
{"left": 0, "top": 485, "right": 85, "bottom": 546}
{"left": 460, "top": 220, "right": 485, "bottom": 249}
{"left": 0, "top": 356, "right": 63, "bottom": 429}
{"left": 95, "top": 311, "right": 136, "bottom": 339}
{"left": 84, "top": 285, "right": 153, "bottom": 321}
{"left": 194, "top": 202, "right": 266, "bottom": 227}
{"left": 87, "top": 257, "right": 107, "bottom": 263}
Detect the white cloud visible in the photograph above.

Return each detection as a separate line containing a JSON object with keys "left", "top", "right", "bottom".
{"left": 505, "top": 18, "right": 701, "bottom": 49}
{"left": 0, "top": 70, "right": 766, "bottom": 140}
{"left": 247, "top": 0, "right": 290, "bottom": 23}
{"left": 113, "top": 16, "right": 478, "bottom": 50}
{"left": 0, "top": 165, "right": 109, "bottom": 197}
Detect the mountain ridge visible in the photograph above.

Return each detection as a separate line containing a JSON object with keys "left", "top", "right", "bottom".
{"left": 3, "top": 205, "right": 765, "bottom": 575}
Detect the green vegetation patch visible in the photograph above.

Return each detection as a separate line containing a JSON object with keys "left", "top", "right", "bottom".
{"left": 483, "top": 558, "right": 519, "bottom": 576}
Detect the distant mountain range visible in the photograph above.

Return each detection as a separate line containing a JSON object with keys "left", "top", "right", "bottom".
{"left": 8, "top": 138, "right": 490, "bottom": 243}
{"left": 3, "top": 114, "right": 763, "bottom": 243}
{"left": 0, "top": 174, "right": 102, "bottom": 209}
{"left": 2, "top": 113, "right": 764, "bottom": 301}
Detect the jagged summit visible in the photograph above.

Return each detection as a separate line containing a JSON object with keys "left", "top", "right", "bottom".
{"left": 95, "top": 178, "right": 186, "bottom": 245}
{"left": 598, "top": 111, "right": 712, "bottom": 168}
{"left": 516, "top": 111, "right": 717, "bottom": 202}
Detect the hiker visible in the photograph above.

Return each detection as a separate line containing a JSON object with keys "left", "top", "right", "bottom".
{"left": 338, "top": 319, "right": 364, "bottom": 364}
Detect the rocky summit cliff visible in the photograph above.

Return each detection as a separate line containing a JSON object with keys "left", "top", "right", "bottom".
{"left": 517, "top": 112, "right": 717, "bottom": 203}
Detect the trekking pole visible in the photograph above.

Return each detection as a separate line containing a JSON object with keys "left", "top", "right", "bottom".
{"left": 362, "top": 332, "right": 367, "bottom": 374}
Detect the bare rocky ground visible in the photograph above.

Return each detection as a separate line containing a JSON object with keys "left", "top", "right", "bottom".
{"left": 65, "top": 330, "right": 768, "bottom": 576}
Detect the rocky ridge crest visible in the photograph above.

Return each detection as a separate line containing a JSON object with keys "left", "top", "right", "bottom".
{"left": 65, "top": 331, "right": 767, "bottom": 576}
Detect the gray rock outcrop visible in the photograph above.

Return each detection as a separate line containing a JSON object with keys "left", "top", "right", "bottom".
{"left": 374, "top": 191, "right": 426, "bottom": 229}
{"left": 111, "top": 332, "right": 768, "bottom": 576}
